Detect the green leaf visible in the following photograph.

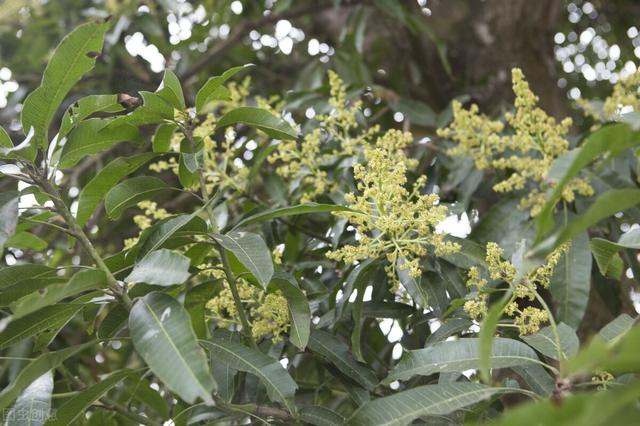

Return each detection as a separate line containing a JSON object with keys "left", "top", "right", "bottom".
{"left": 307, "top": 329, "right": 378, "bottom": 390}
{"left": 76, "top": 153, "right": 157, "bottom": 226}
{"left": 59, "top": 118, "right": 142, "bottom": 168}
{"left": 396, "top": 257, "right": 428, "bottom": 307}
{"left": 137, "top": 213, "right": 202, "bottom": 259}
{"left": 0, "top": 126, "right": 12, "bottom": 149}
{"left": 521, "top": 323, "right": 579, "bottom": 360}
{"left": 10, "top": 269, "right": 106, "bottom": 317}
{"left": 211, "top": 231, "right": 274, "bottom": 288}
{"left": 0, "top": 191, "right": 19, "bottom": 252}
{"left": 4, "top": 372, "right": 53, "bottom": 426}
{"left": 512, "top": 365, "right": 555, "bottom": 397}
{"left": 532, "top": 189, "right": 640, "bottom": 257}
{"left": 550, "top": 232, "right": 592, "bottom": 328}
{"left": 233, "top": 203, "right": 353, "bottom": 229}
{"left": 195, "top": 65, "right": 251, "bottom": 113}
{"left": 0, "top": 343, "right": 93, "bottom": 411}
{"left": 4, "top": 232, "right": 47, "bottom": 251}
{"left": 485, "top": 380, "right": 640, "bottom": 426}
{"left": 597, "top": 314, "right": 634, "bottom": 342}
{"left": 152, "top": 123, "right": 177, "bottom": 152}
{"left": 217, "top": 107, "right": 298, "bottom": 140}
{"left": 362, "top": 302, "right": 414, "bottom": 319}
{"left": 129, "top": 292, "right": 215, "bottom": 404}
{"left": 105, "top": 176, "right": 168, "bottom": 219}
{"left": 385, "top": 337, "right": 540, "bottom": 383}
{"left": 107, "top": 91, "right": 174, "bottom": 128}
{"left": 269, "top": 273, "right": 311, "bottom": 350}
{"left": 425, "top": 318, "right": 473, "bottom": 344}
{"left": 156, "top": 69, "right": 185, "bottom": 110}
{"left": 21, "top": 20, "right": 110, "bottom": 157}
{"left": 590, "top": 229, "right": 640, "bottom": 278}
{"left": 389, "top": 97, "right": 436, "bottom": 127}
{"left": 299, "top": 406, "right": 345, "bottom": 426}
{"left": 44, "top": 369, "right": 134, "bottom": 426}
{"left": 125, "top": 249, "right": 191, "bottom": 286}
{"left": 201, "top": 333, "right": 298, "bottom": 413}
{"left": 58, "top": 94, "right": 124, "bottom": 138}
{"left": 348, "top": 383, "right": 500, "bottom": 426}
{"left": 0, "top": 304, "right": 83, "bottom": 349}
{"left": 0, "top": 264, "right": 65, "bottom": 307}
{"left": 536, "top": 123, "right": 640, "bottom": 239}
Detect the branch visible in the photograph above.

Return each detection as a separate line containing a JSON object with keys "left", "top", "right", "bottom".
{"left": 182, "top": 0, "right": 367, "bottom": 81}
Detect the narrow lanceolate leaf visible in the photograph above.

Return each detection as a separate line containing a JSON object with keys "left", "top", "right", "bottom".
{"left": 10, "top": 269, "right": 106, "bottom": 317}
{"left": 550, "top": 232, "right": 592, "bottom": 329}
{"left": 211, "top": 231, "right": 274, "bottom": 288}
{"left": 4, "top": 372, "right": 53, "bottom": 426}
{"left": 385, "top": 337, "right": 539, "bottom": 383}
{"left": 217, "top": 107, "right": 298, "bottom": 140}
{"left": 59, "top": 119, "right": 142, "bottom": 168}
{"left": 270, "top": 273, "right": 311, "bottom": 350}
{"left": 348, "top": 383, "right": 499, "bottom": 426}
{"left": 76, "top": 153, "right": 157, "bottom": 226}
{"left": 590, "top": 228, "right": 640, "bottom": 279}
{"left": 201, "top": 334, "right": 298, "bottom": 413}
{"left": 0, "top": 304, "right": 83, "bottom": 349}
{"left": 299, "top": 406, "right": 345, "bottom": 426}
{"left": 521, "top": 323, "right": 579, "bottom": 360}
{"left": 532, "top": 189, "right": 640, "bottom": 257}
{"left": 0, "top": 343, "right": 93, "bottom": 411}
{"left": 0, "top": 264, "right": 65, "bottom": 307}
{"left": 125, "top": 249, "right": 191, "bottom": 286}
{"left": 307, "top": 329, "right": 378, "bottom": 390}
{"left": 0, "top": 191, "right": 19, "bottom": 252}
{"left": 396, "top": 257, "right": 428, "bottom": 307}
{"left": 233, "top": 203, "right": 353, "bottom": 229}
{"left": 598, "top": 314, "right": 635, "bottom": 342}
{"left": 129, "top": 292, "right": 216, "bottom": 405}
{"left": 105, "top": 176, "right": 168, "bottom": 219}
{"left": 44, "top": 370, "right": 134, "bottom": 426}
{"left": 195, "top": 65, "right": 252, "bottom": 112}
{"left": 137, "top": 213, "right": 200, "bottom": 259}
{"left": 21, "top": 20, "right": 110, "bottom": 157}
{"left": 536, "top": 123, "right": 639, "bottom": 240}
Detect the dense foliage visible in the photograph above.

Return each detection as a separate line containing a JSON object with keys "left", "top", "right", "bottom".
{"left": 2, "top": 2, "right": 640, "bottom": 425}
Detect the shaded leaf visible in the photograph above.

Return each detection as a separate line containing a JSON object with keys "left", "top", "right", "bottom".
{"left": 299, "top": 406, "right": 345, "bottom": 426}
{"left": 76, "top": 153, "right": 157, "bottom": 226}
{"left": 233, "top": 203, "right": 352, "bottom": 229}
{"left": 0, "top": 304, "right": 83, "bottom": 349}
{"left": 44, "top": 370, "right": 134, "bottom": 426}
{"left": 0, "top": 191, "right": 19, "bottom": 252}
{"left": 105, "top": 176, "right": 168, "bottom": 219}
{"left": 308, "top": 329, "right": 378, "bottom": 390}
{"left": 201, "top": 333, "right": 298, "bottom": 413}
{"left": 270, "top": 273, "right": 311, "bottom": 350}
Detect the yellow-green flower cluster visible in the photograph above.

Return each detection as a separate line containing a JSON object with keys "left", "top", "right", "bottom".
{"left": 438, "top": 68, "right": 593, "bottom": 216}
{"left": 592, "top": 370, "right": 615, "bottom": 391}
{"left": 205, "top": 278, "right": 290, "bottom": 342}
{"left": 464, "top": 242, "right": 569, "bottom": 335}
{"left": 123, "top": 201, "right": 171, "bottom": 249}
{"left": 326, "top": 129, "right": 459, "bottom": 285}
{"left": 268, "top": 71, "right": 379, "bottom": 202}
{"left": 578, "top": 70, "right": 640, "bottom": 123}
{"left": 149, "top": 113, "right": 248, "bottom": 194}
